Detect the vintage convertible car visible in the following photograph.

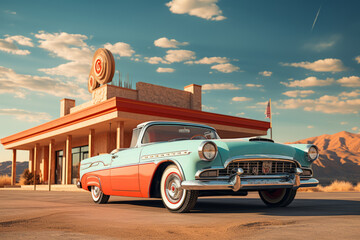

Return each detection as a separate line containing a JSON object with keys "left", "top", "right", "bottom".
{"left": 78, "top": 121, "right": 319, "bottom": 213}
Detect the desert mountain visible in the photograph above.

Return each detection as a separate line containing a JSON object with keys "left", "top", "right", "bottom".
{"left": 287, "top": 131, "right": 360, "bottom": 184}
{"left": 0, "top": 161, "right": 28, "bottom": 181}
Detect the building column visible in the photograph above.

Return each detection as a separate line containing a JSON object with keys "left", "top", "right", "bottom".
{"left": 29, "top": 148, "right": 34, "bottom": 173}
{"left": 33, "top": 144, "right": 39, "bottom": 190}
{"left": 48, "top": 139, "right": 55, "bottom": 190}
{"left": 65, "top": 135, "right": 72, "bottom": 184}
{"left": 116, "top": 121, "right": 124, "bottom": 149}
{"left": 89, "top": 129, "right": 95, "bottom": 157}
{"left": 11, "top": 149, "right": 16, "bottom": 186}
{"left": 41, "top": 146, "right": 49, "bottom": 183}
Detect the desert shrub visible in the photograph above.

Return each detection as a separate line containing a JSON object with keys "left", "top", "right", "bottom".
{"left": 20, "top": 169, "right": 40, "bottom": 185}
{"left": 355, "top": 183, "right": 360, "bottom": 192}
{"left": 0, "top": 175, "right": 11, "bottom": 187}
{"left": 298, "top": 180, "right": 360, "bottom": 192}
{"left": 322, "top": 180, "right": 354, "bottom": 192}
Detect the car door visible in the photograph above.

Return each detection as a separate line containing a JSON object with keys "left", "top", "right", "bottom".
{"left": 110, "top": 147, "right": 142, "bottom": 191}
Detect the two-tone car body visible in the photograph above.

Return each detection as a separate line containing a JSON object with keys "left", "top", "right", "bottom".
{"left": 78, "top": 121, "right": 319, "bottom": 212}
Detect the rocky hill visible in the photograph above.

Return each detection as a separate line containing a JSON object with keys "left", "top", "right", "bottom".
{"left": 288, "top": 131, "right": 360, "bottom": 184}
{"left": 0, "top": 161, "right": 28, "bottom": 181}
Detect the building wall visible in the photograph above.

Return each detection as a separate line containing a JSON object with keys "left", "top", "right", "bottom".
{"left": 137, "top": 82, "right": 191, "bottom": 109}
{"left": 68, "top": 82, "right": 202, "bottom": 115}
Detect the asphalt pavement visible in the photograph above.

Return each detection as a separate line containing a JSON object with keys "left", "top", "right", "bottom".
{"left": 0, "top": 190, "right": 359, "bottom": 239}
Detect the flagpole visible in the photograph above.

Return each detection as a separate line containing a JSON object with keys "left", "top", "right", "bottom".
{"left": 270, "top": 98, "right": 272, "bottom": 140}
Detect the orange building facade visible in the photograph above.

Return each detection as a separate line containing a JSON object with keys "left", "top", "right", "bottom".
{"left": 1, "top": 82, "right": 270, "bottom": 186}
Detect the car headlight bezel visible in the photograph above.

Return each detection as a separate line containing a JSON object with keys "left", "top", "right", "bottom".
{"left": 198, "top": 141, "right": 218, "bottom": 161}
{"left": 307, "top": 145, "right": 319, "bottom": 162}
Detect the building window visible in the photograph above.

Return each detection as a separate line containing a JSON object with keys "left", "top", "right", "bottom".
{"left": 55, "top": 150, "right": 63, "bottom": 184}
{"left": 71, "top": 145, "right": 89, "bottom": 184}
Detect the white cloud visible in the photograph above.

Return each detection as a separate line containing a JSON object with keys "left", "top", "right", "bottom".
{"left": 356, "top": 56, "right": 360, "bottom": 64}
{"left": 0, "top": 66, "right": 89, "bottom": 100}
{"left": 35, "top": 31, "right": 93, "bottom": 82}
{"left": 259, "top": 71, "right": 272, "bottom": 77}
{"left": 166, "top": 0, "right": 226, "bottom": 21}
{"left": 202, "top": 83, "right": 240, "bottom": 90}
{"left": 339, "top": 90, "right": 360, "bottom": 99}
{"left": 38, "top": 62, "right": 91, "bottom": 80}
{"left": 154, "top": 37, "right": 189, "bottom": 48}
{"left": 5, "top": 10, "right": 16, "bottom": 15}
{"left": 283, "top": 90, "right": 315, "bottom": 98}
{"left": 186, "top": 56, "right": 229, "bottom": 65}
{"left": 281, "top": 76, "right": 334, "bottom": 87}
{"left": 5, "top": 35, "right": 34, "bottom": 47}
{"left": 211, "top": 63, "right": 239, "bottom": 73}
{"left": 145, "top": 56, "right": 170, "bottom": 64}
{"left": 337, "top": 76, "right": 360, "bottom": 87}
{"left": 352, "top": 127, "right": 359, "bottom": 131}
{"left": 104, "top": 42, "right": 135, "bottom": 57}
{"left": 164, "top": 49, "right": 196, "bottom": 63}
{"left": 0, "top": 35, "right": 33, "bottom": 55}
{"left": 340, "top": 121, "right": 348, "bottom": 125}
{"left": 0, "top": 108, "right": 52, "bottom": 122}
{"left": 305, "top": 39, "right": 337, "bottom": 52}
{"left": 202, "top": 105, "right": 216, "bottom": 111}
{"left": 281, "top": 58, "right": 346, "bottom": 72}
{"left": 276, "top": 95, "right": 360, "bottom": 114}
{"left": 245, "top": 84, "right": 263, "bottom": 88}
{"left": 156, "top": 67, "right": 175, "bottom": 73}
{"left": 236, "top": 112, "right": 245, "bottom": 116}
{"left": 307, "top": 125, "right": 314, "bottom": 129}
{"left": 232, "top": 97, "right": 252, "bottom": 102}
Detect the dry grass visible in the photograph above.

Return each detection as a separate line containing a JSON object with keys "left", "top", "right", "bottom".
{"left": 19, "top": 176, "right": 27, "bottom": 185}
{"left": 299, "top": 180, "right": 360, "bottom": 192}
{"left": 0, "top": 175, "right": 11, "bottom": 187}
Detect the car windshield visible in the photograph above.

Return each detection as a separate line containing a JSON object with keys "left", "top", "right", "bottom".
{"left": 142, "top": 124, "right": 219, "bottom": 144}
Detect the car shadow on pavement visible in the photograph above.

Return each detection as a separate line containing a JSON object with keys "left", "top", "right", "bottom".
{"left": 108, "top": 197, "right": 360, "bottom": 216}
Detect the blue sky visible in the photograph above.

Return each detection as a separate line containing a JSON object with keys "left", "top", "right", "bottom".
{"left": 0, "top": 0, "right": 359, "bottom": 162}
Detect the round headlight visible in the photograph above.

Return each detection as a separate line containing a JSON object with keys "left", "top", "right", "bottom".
{"left": 198, "top": 141, "right": 218, "bottom": 161}
{"left": 308, "top": 146, "right": 319, "bottom": 162}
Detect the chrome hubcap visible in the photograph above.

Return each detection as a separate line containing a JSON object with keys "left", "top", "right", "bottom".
{"left": 92, "top": 186, "right": 100, "bottom": 199}
{"left": 165, "top": 174, "right": 183, "bottom": 203}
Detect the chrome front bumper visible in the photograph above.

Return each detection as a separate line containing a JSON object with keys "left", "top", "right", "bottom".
{"left": 181, "top": 168, "right": 319, "bottom": 191}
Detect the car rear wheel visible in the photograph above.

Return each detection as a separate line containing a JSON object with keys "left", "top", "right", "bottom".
{"left": 258, "top": 188, "right": 297, "bottom": 207}
{"left": 91, "top": 186, "right": 110, "bottom": 204}
{"left": 160, "top": 165, "right": 198, "bottom": 213}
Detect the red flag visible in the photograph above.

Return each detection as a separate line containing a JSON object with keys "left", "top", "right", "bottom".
{"left": 265, "top": 99, "right": 271, "bottom": 119}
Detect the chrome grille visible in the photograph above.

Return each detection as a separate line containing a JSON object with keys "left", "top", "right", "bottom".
{"left": 219, "top": 160, "right": 296, "bottom": 176}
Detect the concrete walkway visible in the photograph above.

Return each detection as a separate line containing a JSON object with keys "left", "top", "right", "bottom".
{"left": 1, "top": 184, "right": 85, "bottom": 192}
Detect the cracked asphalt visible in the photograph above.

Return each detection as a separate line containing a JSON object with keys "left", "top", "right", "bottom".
{"left": 0, "top": 190, "right": 359, "bottom": 239}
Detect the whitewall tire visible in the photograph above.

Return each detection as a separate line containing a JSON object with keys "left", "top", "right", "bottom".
{"left": 160, "top": 165, "right": 198, "bottom": 213}
{"left": 91, "top": 186, "right": 110, "bottom": 204}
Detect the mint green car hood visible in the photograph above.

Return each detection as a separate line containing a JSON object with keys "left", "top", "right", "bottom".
{"left": 212, "top": 140, "right": 310, "bottom": 167}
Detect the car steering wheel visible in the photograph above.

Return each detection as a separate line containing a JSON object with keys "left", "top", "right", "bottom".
{"left": 190, "top": 134, "right": 207, "bottom": 140}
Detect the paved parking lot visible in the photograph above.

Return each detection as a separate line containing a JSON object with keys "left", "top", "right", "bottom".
{"left": 0, "top": 190, "right": 359, "bottom": 239}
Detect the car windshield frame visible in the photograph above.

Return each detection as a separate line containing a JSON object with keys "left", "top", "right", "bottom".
{"left": 140, "top": 124, "right": 219, "bottom": 145}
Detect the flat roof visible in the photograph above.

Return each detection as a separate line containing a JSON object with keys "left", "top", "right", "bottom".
{"left": 1, "top": 97, "right": 270, "bottom": 149}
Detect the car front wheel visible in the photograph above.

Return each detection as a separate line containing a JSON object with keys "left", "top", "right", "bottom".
{"left": 258, "top": 188, "right": 297, "bottom": 207}
{"left": 160, "top": 165, "right": 198, "bottom": 213}
{"left": 91, "top": 185, "right": 110, "bottom": 204}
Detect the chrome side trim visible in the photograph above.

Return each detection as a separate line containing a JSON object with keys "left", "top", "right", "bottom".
{"left": 224, "top": 155, "right": 302, "bottom": 168}
{"left": 141, "top": 150, "right": 191, "bottom": 160}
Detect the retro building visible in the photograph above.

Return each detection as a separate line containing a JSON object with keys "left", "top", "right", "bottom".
{"left": 1, "top": 49, "right": 270, "bottom": 187}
